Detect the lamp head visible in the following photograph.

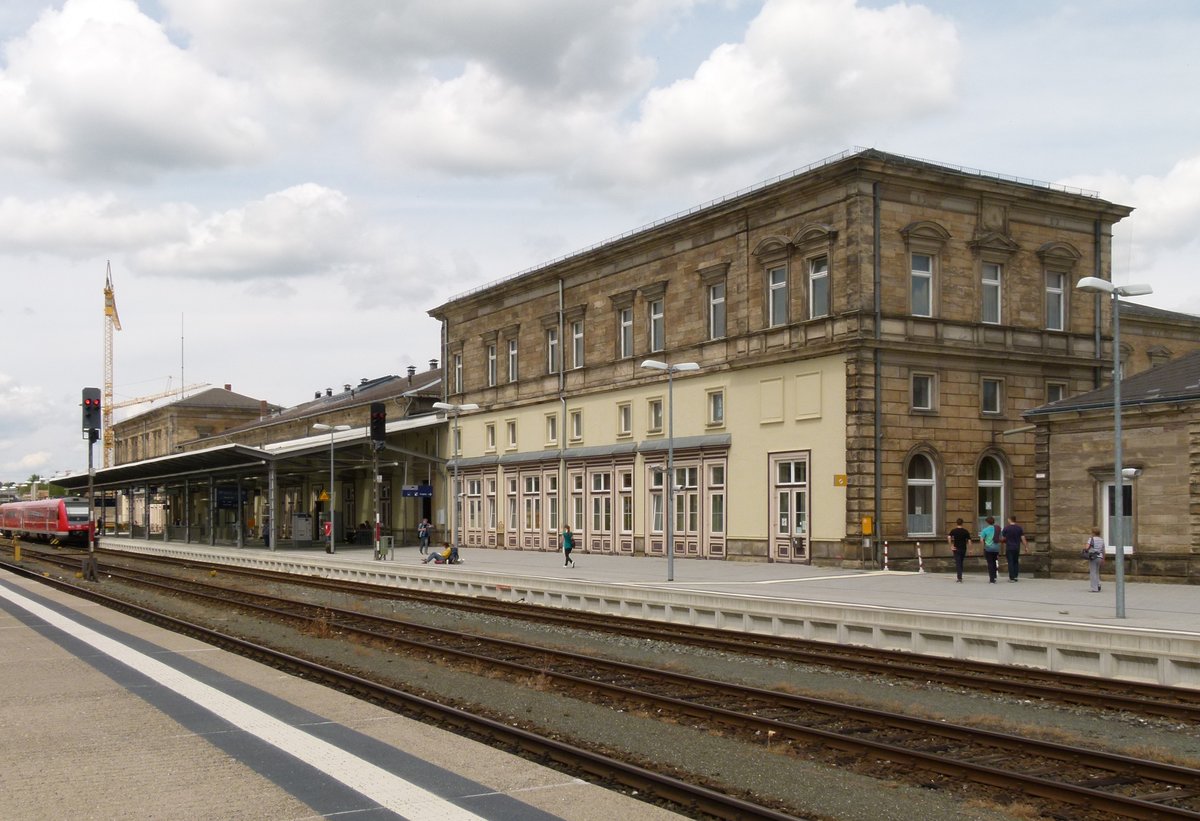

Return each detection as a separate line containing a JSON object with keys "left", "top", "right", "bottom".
{"left": 1115, "top": 283, "right": 1153, "bottom": 297}
{"left": 1075, "top": 276, "right": 1114, "bottom": 295}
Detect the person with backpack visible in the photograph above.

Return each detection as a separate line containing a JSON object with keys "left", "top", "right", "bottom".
{"left": 980, "top": 516, "right": 1000, "bottom": 583}
{"left": 1084, "top": 527, "right": 1105, "bottom": 592}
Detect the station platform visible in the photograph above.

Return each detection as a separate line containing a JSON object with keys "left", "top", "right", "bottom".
{"left": 95, "top": 537, "right": 1200, "bottom": 689}
{"left": 0, "top": 571, "right": 681, "bottom": 821}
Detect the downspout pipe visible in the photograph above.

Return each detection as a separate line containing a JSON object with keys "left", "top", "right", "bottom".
{"left": 873, "top": 181, "right": 883, "bottom": 568}
{"left": 1092, "top": 219, "right": 1103, "bottom": 388}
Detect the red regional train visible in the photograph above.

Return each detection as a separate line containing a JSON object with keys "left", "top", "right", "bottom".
{"left": 0, "top": 497, "right": 92, "bottom": 545}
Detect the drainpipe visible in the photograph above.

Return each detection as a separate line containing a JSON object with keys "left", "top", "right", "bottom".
{"left": 1092, "top": 219, "right": 1103, "bottom": 388}
{"left": 558, "top": 279, "right": 566, "bottom": 541}
{"left": 873, "top": 181, "right": 883, "bottom": 567}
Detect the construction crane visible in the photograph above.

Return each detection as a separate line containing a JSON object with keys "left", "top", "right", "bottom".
{"left": 103, "top": 262, "right": 122, "bottom": 468}
{"left": 111, "top": 382, "right": 210, "bottom": 410}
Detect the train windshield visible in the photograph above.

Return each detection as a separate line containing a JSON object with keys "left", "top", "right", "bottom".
{"left": 65, "top": 502, "right": 90, "bottom": 523}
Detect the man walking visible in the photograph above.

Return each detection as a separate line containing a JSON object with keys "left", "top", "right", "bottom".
{"left": 946, "top": 518, "right": 972, "bottom": 582}
{"left": 1000, "top": 515, "right": 1028, "bottom": 582}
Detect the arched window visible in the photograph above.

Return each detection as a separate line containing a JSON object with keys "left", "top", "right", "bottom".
{"left": 977, "top": 456, "right": 1004, "bottom": 532}
{"left": 906, "top": 454, "right": 936, "bottom": 535}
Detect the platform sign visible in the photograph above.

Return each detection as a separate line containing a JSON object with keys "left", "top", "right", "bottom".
{"left": 402, "top": 484, "right": 433, "bottom": 498}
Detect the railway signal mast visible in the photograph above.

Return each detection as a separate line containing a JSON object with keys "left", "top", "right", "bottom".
{"left": 81, "top": 387, "right": 101, "bottom": 580}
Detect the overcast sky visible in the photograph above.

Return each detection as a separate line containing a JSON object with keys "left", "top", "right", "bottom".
{"left": 2, "top": 0, "right": 1198, "bottom": 484}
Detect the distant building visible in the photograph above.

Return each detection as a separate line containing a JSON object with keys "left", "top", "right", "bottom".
{"left": 112, "top": 385, "right": 279, "bottom": 464}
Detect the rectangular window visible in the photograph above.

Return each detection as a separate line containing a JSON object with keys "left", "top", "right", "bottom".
{"left": 648, "top": 398, "right": 663, "bottom": 432}
{"left": 507, "top": 339, "right": 519, "bottom": 383}
{"left": 618, "top": 307, "right": 633, "bottom": 358}
{"left": 707, "top": 389, "right": 725, "bottom": 426}
{"left": 648, "top": 298, "right": 664, "bottom": 352}
{"left": 911, "top": 253, "right": 933, "bottom": 317}
{"left": 453, "top": 353, "right": 463, "bottom": 394}
{"left": 768, "top": 265, "right": 788, "bottom": 327}
{"left": 571, "top": 320, "right": 584, "bottom": 369}
{"left": 617, "top": 402, "right": 632, "bottom": 436}
{"left": 486, "top": 344, "right": 497, "bottom": 387}
{"left": 982, "top": 263, "right": 1001, "bottom": 324}
{"left": 546, "top": 328, "right": 559, "bottom": 373}
{"left": 569, "top": 409, "right": 582, "bottom": 441}
{"left": 485, "top": 423, "right": 496, "bottom": 451}
{"left": 808, "top": 256, "right": 829, "bottom": 319}
{"left": 982, "top": 378, "right": 1002, "bottom": 414}
{"left": 912, "top": 373, "right": 934, "bottom": 411}
{"left": 452, "top": 426, "right": 461, "bottom": 457}
{"left": 1046, "top": 271, "right": 1064, "bottom": 331}
{"left": 506, "top": 419, "right": 517, "bottom": 449}
{"left": 1046, "top": 381, "right": 1067, "bottom": 404}
{"left": 545, "top": 413, "right": 557, "bottom": 445}
{"left": 708, "top": 282, "right": 726, "bottom": 339}
{"left": 547, "top": 473, "right": 558, "bottom": 531}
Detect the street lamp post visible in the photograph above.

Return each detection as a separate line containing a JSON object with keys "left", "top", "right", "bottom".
{"left": 311, "top": 423, "right": 351, "bottom": 554}
{"left": 432, "top": 402, "right": 479, "bottom": 550}
{"left": 640, "top": 359, "right": 700, "bottom": 582}
{"left": 1076, "top": 276, "right": 1153, "bottom": 619}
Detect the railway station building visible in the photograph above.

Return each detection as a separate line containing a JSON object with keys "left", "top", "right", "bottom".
{"left": 55, "top": 149, "right": 1200, "bottom": 579}
{"left": 427, "top": 148, "right": 1199, "bottom": 573}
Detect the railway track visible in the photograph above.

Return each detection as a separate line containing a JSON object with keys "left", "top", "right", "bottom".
{"left": 6, "top": 548, "right": 1199, "bottom": 819}
{"left": 71, "top": 546, "right": 1200, "bottom": 723}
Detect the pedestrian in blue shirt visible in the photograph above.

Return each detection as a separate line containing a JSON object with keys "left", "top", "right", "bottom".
{"left": 561, "top": 525, "right": 575, "bottom": 568}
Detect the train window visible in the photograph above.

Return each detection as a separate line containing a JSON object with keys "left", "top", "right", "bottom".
{"left": 66, "top": 501, "right": 90, "bottom": 522}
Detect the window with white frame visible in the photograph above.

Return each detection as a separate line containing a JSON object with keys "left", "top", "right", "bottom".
{"left": 485, "top": 423, "right": 495, "bottom": 451}
{"left": 571, "top": 472, "right": 584, "bottom": 531}
{"left": 546, "top": 473, "right": 558, "bottom": 531}
{"left": 1045, "top": 271, "right": 1065, "bottom": 331}
{"left": 546, "top": 327, "right": 559, "bottom": 373}
{"left": 452, "top": 426, "right": 461, "bottom": 457}
{"left": 453, "top": 353, "right": 463, "bottom": 394}
{"left": 591, "top": 472, "right": 612, "bottom": 532}
{"left": 912, "top": 373, "right": 935, "bottom": 411}
{"left": 466, "top": 479, "right": 482, "bottom": 529}
{"left": 911, "top": 253, "right": 933, "bottom": 317}
{"left": 648, "top": 298, "right": 664, "bottom": 352}
{"left": 617, "top": 307, "right": 633, "bottom": 358}
{"left": 808, "top": 255, "right": 830, "bottom": 319}
{"left": 708, "top": 282, "right": 726, "bottom": 339}
{"left": 507, "top": 339, "right": 519, "bottom": 382}
{"left": 571, "top": 320, "right": 584, "bottom": 369}
{"left": 977, "top": 456, "right": 1004, "bottom": 532}
{"left": 617, "top": 402, "right": 632, "bottom": 437}
{"left": 648, "top": 398, "right": 663, "bottom": 432}
{"left": 619, "top": 470, "right": 633, "bottom": 533}
{"left": 569, "top": 409, "right": 582, "bottom": 441}
{"left": 522, "top": 474, "right": 541, "bottom": 531}
{"left": 545, "top": 413, "right": 557, "bottom": 445}
{"left": 707, "top": 389, "right": 725, "bottom": 426}
{"left": 486, "top": 477, "right": 497, "bottom": 529}
{"left": 506, "top": 419, "right": 517, "bottom": 449}
{"left": 649, "top": 467, "right": 664, "bottom": 533}
{"left": 775, "top": 459, "right": 807, "bottom": 539}
{"left": 709, "top": 463, "right": 725, "bottom": 535}
{"left": 982, "top": 263, "right": 1001, "bottom": 324}
{"left": 506, "top": 477, "right": 517, "bottom": 532}
{"left": 981, "top": 377, "right": 1003, "bottom": 414}
{"left": 1046, "top": 381, "right": 1067, "bottom": 404}
{"left": 906, "top": 454, "right": 936, "bottom": 535}
{"left": 768, "top": 265, "right": 788, "bottom": 327}
{"left": 486, "top": 344, "right": 497, "bottom": 387}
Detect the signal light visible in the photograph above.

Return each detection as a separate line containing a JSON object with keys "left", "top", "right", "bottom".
{"left": 82, "top": 387, "right": 101, "bottom": 433}
{"left": 369, "top": 402, "right": 386, "bottom": 445}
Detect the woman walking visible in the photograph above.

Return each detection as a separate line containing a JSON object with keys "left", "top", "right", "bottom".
{"left": 980, "top": 516, "right": 999, "bottom": 583}
{"left": 1085, "top": 527, "right": 1105, "bottom": 592}
{"left": 561, "top": 524, "right": 575, "bottom": 568}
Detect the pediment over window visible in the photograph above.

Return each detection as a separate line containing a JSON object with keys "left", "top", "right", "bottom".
{"left": 968, "top": 231, "right": 1019, "bottom": 258}
{"left": 1036, "top": 241, "right": 1082, "bottom": 266}
{"left": 752, "top": 236, "right": 791, "bottom": 259}
{"left": 563, "top": 303, "right": 587, "bottom": 322}
{"left": 639, "top": 279, "right": 668, "bottom": 300}
{"left": 1148, "top": 345, "right": 1173, "bottom": 366}
{"left": 609, "top": 289, "right": 636, "bottom": 309}
{"left": 697, "top": 261, "right": 730, "bottom": 284}
{"left": 792, "top": 223, "right": 838, "bottom": 248}
{"left": 900, "top": 221, "right": 951, "bottom": 251}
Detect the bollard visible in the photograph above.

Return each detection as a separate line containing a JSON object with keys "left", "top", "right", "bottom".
{"left": 916, "top": 541, "right": 924, "bottom": 573}
{"left": 882, "top": 540, "right": 889, "bottom": 571}
{"left": 13, "top": 537, "right": 20, "bottom": 563}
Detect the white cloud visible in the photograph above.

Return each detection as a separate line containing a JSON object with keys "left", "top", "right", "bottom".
{"left": 0, "top": 0, "right": 268, "bottom": 179}
{"left": 0, "top": 193, "right": 194, "bottom": 257}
